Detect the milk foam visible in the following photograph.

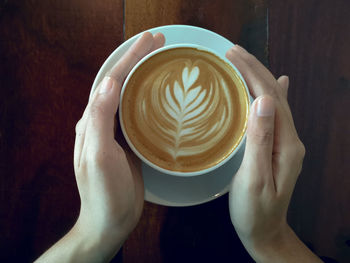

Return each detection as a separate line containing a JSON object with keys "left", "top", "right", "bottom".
{"left": 139, "top": 63, "right": 233, "bottom": 159}
{"left": 122, "top": 47, "right": 248, "bottom": 172}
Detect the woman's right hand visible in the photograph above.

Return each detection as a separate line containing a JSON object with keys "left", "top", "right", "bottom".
{"left": 226, "top": 45, "right": 322, "bottom": 263}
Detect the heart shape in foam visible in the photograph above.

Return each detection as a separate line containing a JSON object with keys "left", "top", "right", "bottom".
{"left": 162, "top": 65, "right": 232, "bottom": 159}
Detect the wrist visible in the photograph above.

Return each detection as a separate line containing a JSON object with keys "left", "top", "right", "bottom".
{"left": 247, "top": 224, "right": 293, "bottom": 262}
{"left": 239, "top": 224, "right": 322, "bottom": 263}
{"left": 71, "top": 218, "right": 126, "bottom": 262}
{"left": 242, "top": 223, "right": 292, "bottom": 261}
{"left": 35, "top": 220, "right": 125, "bottom": 263}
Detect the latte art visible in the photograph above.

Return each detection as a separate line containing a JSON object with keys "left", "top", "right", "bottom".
{"left": 140, "top": 63, "right": 232, "bottom": 159}
{"left": 121, "top": 47, "right": 249, "bottom": 173}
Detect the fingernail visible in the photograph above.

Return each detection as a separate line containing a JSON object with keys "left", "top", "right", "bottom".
{"left": 99, "top": 76, "right": 114, "bottom": 94}
{"left": 257, "top": 96, "right": 274, "bottom": 117}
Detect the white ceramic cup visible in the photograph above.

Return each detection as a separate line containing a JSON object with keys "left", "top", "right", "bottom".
{"left": 119, "top": 43, "right": 250, "bottom": 177}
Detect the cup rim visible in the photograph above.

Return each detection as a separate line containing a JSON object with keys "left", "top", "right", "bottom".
{"left": 119, "top": 43, "right": 250, "bottom": 177}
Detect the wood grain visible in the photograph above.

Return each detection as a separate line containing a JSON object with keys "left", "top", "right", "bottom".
{"left": 0, "top": 0, "right": 124, "bottom": 262}
{"left": 269, "top": 0, "right": 350, "bottom": 262}
{"left": 125, "top": 0, "right": 265, "bottom": 42}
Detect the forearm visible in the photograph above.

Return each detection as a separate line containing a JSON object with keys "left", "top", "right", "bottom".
{"left": 241, "top": 225, "right": 322, "bottom": 263}
{"left": 35, "top": 223, "right": 124, "bottom": 263}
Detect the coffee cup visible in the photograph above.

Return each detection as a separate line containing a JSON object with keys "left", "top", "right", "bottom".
{"left": 119, "top": 43, "right": 250, "bottom": 176}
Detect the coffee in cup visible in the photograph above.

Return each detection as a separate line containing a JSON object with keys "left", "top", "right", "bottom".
{"left": 120, "top": 44, "right": 249, "bottom": 175}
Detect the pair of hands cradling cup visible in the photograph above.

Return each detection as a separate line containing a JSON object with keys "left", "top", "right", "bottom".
{"left": 36, "top": 32, "right": 322, "bottom": 263}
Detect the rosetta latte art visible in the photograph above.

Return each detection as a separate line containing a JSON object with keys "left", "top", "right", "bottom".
{"left": 122, "top": 48, "right": 248, "bottom": 172}
{"left": 138, "top": 59, "right": 233, "bottom": 160}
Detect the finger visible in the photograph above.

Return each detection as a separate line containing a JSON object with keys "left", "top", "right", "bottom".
{"left": 277, "top": 75, "right": 289, "bottom": 99}
{"left": 226, "top": 46, "right": 299, "bottom": 144}
{"left": 226, "top": 45, "right": 279, "bottom": 99}
{"left": 74, "top": 75, "right": 110, "bottom": 169}
{"left": 243, "top": 95, "right": 275, "bottom": 170}
{"left": 275, "top": 75, "right": 296, "bottom": 139}
{"left": 227, "top": 46, "right": 303, "bottom": 197}
{"left": 84, "top": 32, "right": 158, "bottom": 139}
{"left": 151, "top": 32, "right": 165, "bottom": 52}
{"left": 83, "top": 76, "right": 119, "bottom": 152}
{"left": 226, "top": 46, "right": 291, "bottom": 121}
{"left": 107, "top": 31, "right": 155, "bottom": 87}
{"left": 113, "top": 32, "right": 165, "bottom": 142}
{"left": 84, "top": 32, "right": 156, "bottom": 150}
{"left": 275, "top": 75, "right": 295, "bottom": 125}
{"left": 239, "top": 95, "right": 276, "bottom": 193}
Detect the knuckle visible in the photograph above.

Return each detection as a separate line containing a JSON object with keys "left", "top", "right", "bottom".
{"left": 115, "top": 143, "right": 126, "bottom": 157}
{"left": 130, "top": 49, "right": 142, "bottom": 63}
{"left": 226, "top": 48, "right": 236, "bottom": 62}
{"left": 75, "top": 119, "right": 82, "bottom": 134}
{"left": 270, "top": 83, "right": 281, "bottom": 99}
{"left": 242, "top": 52, "right": 257, "bottom": 66}
{"left": 251, "top": 128, "right": 274, "bottom": 146}
{"left": 75, "top": 160, "right": 87, "bottom": 178}
{"left": 89, "top": 102, "right": 106, "bottom": 120}
{"left": 108, "top": 73, "right": 123, "bottom": 88}
{"left": 75, "top": 118, "right": 86, "bottom": 135}
{"left": 285, "top": 138, "right": 306, "bottom": 164}
{"left": 297, "top": 140, "right": 306, "bottom": 159}
{"left": 114, "top": 74, "right": 124, "bottom": 87}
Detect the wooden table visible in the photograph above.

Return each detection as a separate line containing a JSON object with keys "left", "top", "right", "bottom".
{"left": 1, "top": 0, "right": 349, "bottom": 262}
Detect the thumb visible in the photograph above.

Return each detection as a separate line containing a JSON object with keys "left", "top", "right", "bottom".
{"left": 85, "top": 76, "right": 120, "bottom": 146}
{"left": 242, "top": 95, "right": 275, "bottom": 172}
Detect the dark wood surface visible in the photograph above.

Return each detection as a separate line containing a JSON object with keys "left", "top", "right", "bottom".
{"left": 0, "top": 0, "right": 124, "bottom": 262}
{"left": 269, "top": 1, "right": 350, "bottom": 261}
{"left": 0, "top": 0, "right": 349, "bottom": 262}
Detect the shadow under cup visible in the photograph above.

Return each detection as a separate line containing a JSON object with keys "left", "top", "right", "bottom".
{"left": 119, "top": 44, "right": 250, "bottom": 177}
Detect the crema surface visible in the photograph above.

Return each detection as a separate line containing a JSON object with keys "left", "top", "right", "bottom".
{"left": 121, "top": 47, "right": 249, "bottom": 172}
